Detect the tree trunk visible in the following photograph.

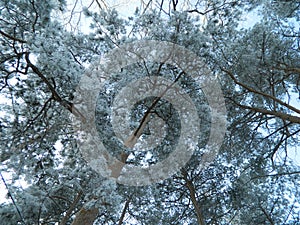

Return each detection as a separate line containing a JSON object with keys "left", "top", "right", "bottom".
{"left": 182, "top": 170, "right": 205, "bottom": 225}
{"left": 70, "top": 207, "right": 99, "bottom": 225}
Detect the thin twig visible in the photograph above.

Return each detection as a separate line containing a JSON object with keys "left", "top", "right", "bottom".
{"left": 118, "top": 198, "right": 131, "bottom": 225}
{"left": 0, "top": 172, "right": 26, "bottom": 225}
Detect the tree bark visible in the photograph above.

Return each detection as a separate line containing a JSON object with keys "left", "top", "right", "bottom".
{"left": 70, "top": 207, "right": 99, "bottom": 225}
{"left": 68, "top": 153, "right": 129, "bottom": 225}
{"left": 60, "top": 191, "right": 83, "bottom": 225}
{"left": 182, "top": 170, "right": 205, "bottom": 225}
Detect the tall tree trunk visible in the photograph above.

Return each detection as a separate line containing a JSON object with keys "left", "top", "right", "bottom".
{"left": 67, "top": 153, "right": 129, "bottom": 225}
{"left": 182, "top": 170, "right": 205, "bottom": 225}
{"left": 70, "top": 207, "right": 99, "bottom": 225}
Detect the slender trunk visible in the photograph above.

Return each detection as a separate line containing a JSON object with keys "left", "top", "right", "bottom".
{"left": 182, "top": 170, "right": 205, "bottom": 225}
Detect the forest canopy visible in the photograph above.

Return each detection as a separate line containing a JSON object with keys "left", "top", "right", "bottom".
{"left": 0, "top": 0, "right": 299, "bottom": 224}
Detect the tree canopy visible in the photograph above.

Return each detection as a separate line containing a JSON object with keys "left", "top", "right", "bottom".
{"left": 0, "top": 0, "right": 299, "bottom": 224}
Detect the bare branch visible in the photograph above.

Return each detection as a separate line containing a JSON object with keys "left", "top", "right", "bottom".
{"left": 118, "top": 198, "right": 131, "bottom": 225}
{"left": 0, "top": 172, "right": 26, "bottom": 225}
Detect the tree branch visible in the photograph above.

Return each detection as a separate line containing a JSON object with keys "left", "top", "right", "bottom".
{"left": 24, "top": 52, "right": 86, "bottom": 122}
{"left": 221, "top": 67, "right": 300, "bottom": 115}
{"left": 259, "top": 205, "right": 275, "bottom": 225}
{"left": 59, "top": 191, "right": 83, "bottom": 225}
{"left": 0, "top": 30, "right": 27, "bottom": 43}
{"left": 252, "top": 171, "right": 300, "bottom": 180}
{"left": 237, "top": 103, "right": 300, "bottom": 124}
{"left": 124, "top": 70, "right": 184, "bottom": 148}
{"left": 0, "top": 172, "right": 26, "bottom": 225}
{"left": 118, "top": 198, "right": 131, "bottom": 225}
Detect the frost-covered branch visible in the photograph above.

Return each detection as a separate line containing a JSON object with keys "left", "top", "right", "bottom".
{"left": 24, "top": 52, "right": 86, "bottom": 122}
